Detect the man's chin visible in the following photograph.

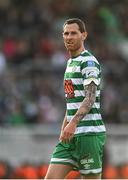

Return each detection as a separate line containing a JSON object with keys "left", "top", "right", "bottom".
{"left": 66, "top": 46, "right": 75, "bottom": 51}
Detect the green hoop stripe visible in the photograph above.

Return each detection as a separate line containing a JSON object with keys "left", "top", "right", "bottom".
{"left": 67, "top": 108, "right": 101, "bottom": 116}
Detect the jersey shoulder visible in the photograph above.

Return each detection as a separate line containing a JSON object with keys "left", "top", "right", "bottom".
{"left": 81, "top": 50, "right": 99, "bottom": 64}
{"left": 80, "top": 51, "right": 101, "bottom": 75}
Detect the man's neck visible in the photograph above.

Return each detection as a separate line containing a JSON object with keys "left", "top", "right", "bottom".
{"left": 69, "top": 47, "right": 85, "bottom": 58}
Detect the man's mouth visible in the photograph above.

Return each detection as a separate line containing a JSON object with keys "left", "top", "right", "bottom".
{"left": 66, "top": 42, "right": 74, "bottom": 46}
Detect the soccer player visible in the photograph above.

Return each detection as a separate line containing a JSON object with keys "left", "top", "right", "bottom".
{"left": 45, "top": 18, "right": 106, "bottom": 179}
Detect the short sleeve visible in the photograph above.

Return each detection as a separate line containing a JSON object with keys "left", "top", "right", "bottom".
{"left": 81, "top": 58, "right": 100, "bottom": 86}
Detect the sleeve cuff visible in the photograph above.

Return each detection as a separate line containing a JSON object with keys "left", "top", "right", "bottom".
{"left": 83, "top": 78, "right": 99, "bottom": 86}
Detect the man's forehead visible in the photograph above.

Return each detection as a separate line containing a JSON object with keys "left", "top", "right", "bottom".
{"left": 63, "top": 23, "right": 80, "bottom": 32}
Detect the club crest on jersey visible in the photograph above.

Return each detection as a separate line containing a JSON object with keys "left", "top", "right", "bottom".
{"left": 72, "top": 66, "right": 77, "bottom": 72}
{"left": 87, "top": 60, "right": 95, "bottom": 67}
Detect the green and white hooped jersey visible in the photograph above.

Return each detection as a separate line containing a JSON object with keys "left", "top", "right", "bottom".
{"left": 64, "top": 50, "right": 106, "bottom": 136}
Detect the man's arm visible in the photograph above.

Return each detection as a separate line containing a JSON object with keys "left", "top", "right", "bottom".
{"left": 61, "top": 81, "right": 97, "bottom": 142}
{"left": 59, "top": 111, "right": 68, "bottom": 142}
{"left": 60, "top": 111, "right": 68, "bottom": 131}
{"left": 71, "top": 81, "right": 97, "bottom": 125}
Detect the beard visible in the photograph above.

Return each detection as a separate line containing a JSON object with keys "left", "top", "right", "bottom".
{"left": 65, "top": 41, "right": 81, "bottom": 52}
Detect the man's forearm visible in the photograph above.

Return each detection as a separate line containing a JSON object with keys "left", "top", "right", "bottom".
{"left": 71, "top": 82, "right": 96, "bottom": 125}
{"left": 61, "top": 111, "right": 68, "bottom": 130}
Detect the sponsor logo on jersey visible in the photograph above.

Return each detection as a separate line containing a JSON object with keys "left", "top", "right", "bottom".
{"left": 86, "top": 69, "right": 98, "bottom": 78}
{"left": 64, "top": 79, "right": 75, "bottom": 98}
{"left": 87, "top": 60, "right": 95, "bottom": 67}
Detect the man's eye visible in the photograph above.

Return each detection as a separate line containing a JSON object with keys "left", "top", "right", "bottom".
{"left": 71, "top": 32, "right": 77, "bottom": 35}
{"left": 64, "top": 32, "right": 69, "bottom": 35}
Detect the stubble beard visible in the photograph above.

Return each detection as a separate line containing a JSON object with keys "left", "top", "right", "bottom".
{"left": 66, "top": 44, "right": 81, "bottom": 55}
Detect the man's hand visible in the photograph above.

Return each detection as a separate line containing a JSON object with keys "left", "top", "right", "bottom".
{"left": 59, "top": 121, "right": 77, "bottom": 143}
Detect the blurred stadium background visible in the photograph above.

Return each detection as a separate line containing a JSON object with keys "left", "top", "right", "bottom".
{"left": 0, "top": 0, "right": 128, "bottom": 178}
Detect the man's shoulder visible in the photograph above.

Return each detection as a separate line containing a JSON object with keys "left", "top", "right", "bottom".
{"left": 81, "top": 50, "right": 92, "bottom": 57}
{"left": 81, "top": 51, "right": 100, "bottom": 65}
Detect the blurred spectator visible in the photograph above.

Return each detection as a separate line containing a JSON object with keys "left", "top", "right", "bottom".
{"left": 6, "top": 100, "right": 26, "bottom": 125}
{"left": 103, "top": 164, "right": 119, "bottom": 179}
{"left": 10, "top": 162, "right": 38, "bottom": 179}
{"left": 38, "top": 163, "right": 48, "bottom": 179}
{"left": 119, "top": 164, "right": 128, "bottom": 179}
{"left": 0, "top": 160, "right": 11, "bottom": 179}
{"left": 0, "top": 46, "right": 7, "bottom": 75}
{"left": 3, "top": 36, "right": 17, "bottom": 61}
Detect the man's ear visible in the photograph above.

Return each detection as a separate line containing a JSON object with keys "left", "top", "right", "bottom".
{"left": 82, "top": 32, "right": 88, "bottom": 41}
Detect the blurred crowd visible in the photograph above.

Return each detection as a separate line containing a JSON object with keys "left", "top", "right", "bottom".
{"left": 0, "top": 0, "right": 128, "bottom": 125}
{"left": 0, "top": 160, "right": 128, "bottom": 179}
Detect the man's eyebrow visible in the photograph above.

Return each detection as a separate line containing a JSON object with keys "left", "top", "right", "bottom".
{"left": 63, "top": 30, "right": 78, "bottom": 34}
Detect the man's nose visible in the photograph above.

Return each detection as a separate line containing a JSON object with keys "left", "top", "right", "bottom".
{"left": 67, "top": 34, "right": 72, "bottom": 39}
